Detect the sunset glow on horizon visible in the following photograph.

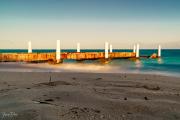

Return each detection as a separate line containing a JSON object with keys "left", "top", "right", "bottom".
{"left": 0, "top": 0, "right": 180, "bottom": 49}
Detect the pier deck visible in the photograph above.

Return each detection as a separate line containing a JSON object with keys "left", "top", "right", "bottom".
{"left": 0, "top": 52, "right": 136, "bottom": 63}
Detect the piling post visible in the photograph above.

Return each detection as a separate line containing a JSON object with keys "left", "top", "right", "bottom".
{"left": 77, "top": 43, "right": 80, "bottom": 52}
{"left": 110, "top": 44, "right": 113, "bottom": 53}
{"left": 133, "top": 45, "right": 136, "bottom": 53}
{"left": 105, "top": 42, "right": 109, "bottom": 59}
{"left": 158, "top": 45, "right": 161, "bottom": 57}
{"left": 136, "top": 44, "right": 140, "bottom": 58}
{"left": 56, "top": 40, "right": 61, "bottom": 63}
{"left": 28, "top": 41, "right": 32, "bottom": 53}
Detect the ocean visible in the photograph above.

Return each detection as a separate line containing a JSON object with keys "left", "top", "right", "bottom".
{"left": 0, "top": 49, "right": 180, "bottom": 77}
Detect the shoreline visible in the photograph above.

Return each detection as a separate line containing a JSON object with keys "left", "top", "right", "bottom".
{"left": 0, "top": 72, "right": 180, "bottom": 120}
{"left": 0, "top": 71, "right": 180, "bottom": 78}
{"left": 0, "top": 62, "right": 180, "bottom": 78}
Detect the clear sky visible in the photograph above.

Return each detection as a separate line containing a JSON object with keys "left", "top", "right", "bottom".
{"left": 0, "top": 0, "right": 180, "bottom": 49}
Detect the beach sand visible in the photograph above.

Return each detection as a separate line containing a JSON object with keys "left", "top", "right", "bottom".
{"left": 0, "top": 72, "right": 180, "bottom": 120}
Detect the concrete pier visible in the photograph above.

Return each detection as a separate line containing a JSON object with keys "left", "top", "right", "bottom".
{"left": 133, "top": 45, "right": 136, "bottom": 53}
{"left": 110, "top": 44, "right": 113, "bottom": 53}
{"left": 105, "top": 42, "right": 109, "bottom": 59}
{"left": 136, "top": 44, "right": 140, "bottom": 58}
{"left": 77, "top": 43, "right": 80, "bottom": 52}
{"left": 0, "top": 52, "right": 136, "bottom": 63}
{"left": 0, "top": 41, "right": 160, "bottom": 63}
{"left": 158, "top": 45, "right": 161, "bottom": 57}
{"left": 56, "top": 40, "right": 61, "bottom": 63}
{"left": 28, "top": 41, "right": 32, "bottom": 53}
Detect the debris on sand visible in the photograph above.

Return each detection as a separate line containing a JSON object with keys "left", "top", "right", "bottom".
{"left": 60, "top": 107, "right": 102, "bottom": 119}
{"left": 144, "top": 96, "right": 149, "bottom": 100}
{"left": 32, "top": 99, "right": 55, "bottom": 105}
{"left": 96, "top": 78, "right": 102, "bottom": 80}
{"left": 38, "top": 81, "right": 72, "bottom": 87}
{"left": 45, "top": 99, "right": 54, "bottom": 102}
{"left": 142, "top": 85, "right": 160, "bottom": 91}
{"left": 127, "top": 112, "right": 132, "bottom": 114}
{"left": 33, "top": 100, "right": 51, "bottom": 105}
{"left": 72, "top": 77, "right": 76, "bottom": 80}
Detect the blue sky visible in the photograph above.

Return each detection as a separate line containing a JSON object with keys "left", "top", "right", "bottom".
{"left": 0, "top": 0, "right": 180, "bottom": 49}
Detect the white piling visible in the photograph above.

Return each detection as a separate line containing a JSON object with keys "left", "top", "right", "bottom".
{"left": 105, "top": 42, "right": 109, "bottom": 59}
{"left": 77, "top": 43, "right": 80, "bottom": 52}
{"left": 110, "top": 44, "right": 113, "bottom": 53}
{"left": 158, "top": 45, "right": 161, "bottom": 57}
{"left": 28, "top": 41, "right": 32, "bottom": 53}
{"left": 136, "top": 44, "right": 140, "bottom": 58}
{"left": 56, "top": 40, "right": 61, "bottom": 62}
{"left": 133, "top": 45, "right": 136, "bottom": 53}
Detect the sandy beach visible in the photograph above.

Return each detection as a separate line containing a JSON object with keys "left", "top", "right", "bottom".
{"left": 1, "top": 0, "right": 180, "bottom": 119}
{"left": 0, "top": 72, "right": 180, "bottom": 120}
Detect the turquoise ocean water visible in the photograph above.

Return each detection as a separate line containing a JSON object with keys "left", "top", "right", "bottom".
{"left": 0, "top": 49, "right": 180, "bottom": 77}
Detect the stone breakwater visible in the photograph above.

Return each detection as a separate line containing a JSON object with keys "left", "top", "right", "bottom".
{"left": 0, "top": 52, "right": 136, "bottom": 63}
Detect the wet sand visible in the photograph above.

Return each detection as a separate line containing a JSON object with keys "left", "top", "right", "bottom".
{"left": 0, "top": 72, "right": 180, "bottom": 120}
